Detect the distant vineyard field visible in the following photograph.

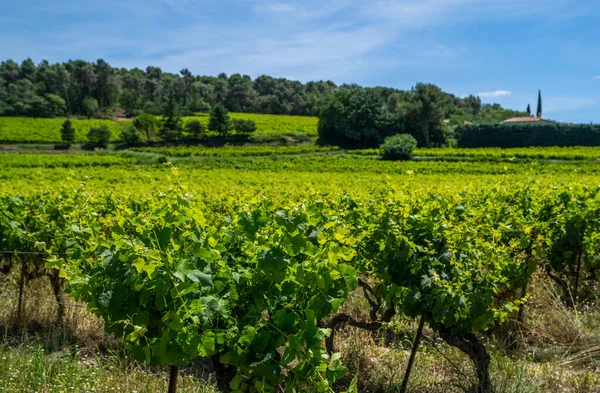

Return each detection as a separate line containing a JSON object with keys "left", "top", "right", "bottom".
{"left": 0, "top": 117, "right": 124, "bottom": 143}
{"left": 0, "top": 113, "right": 319, "bottom": 144}
{"left": 132, "top": 145, "right": 338, "bottom": 157}
{"left": 182, "top": 113, "right": 318, "bottom": 136}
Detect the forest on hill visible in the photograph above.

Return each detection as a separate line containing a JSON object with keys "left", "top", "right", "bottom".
{"left": 0, "top": 58, "right": 524, "bottom": 124}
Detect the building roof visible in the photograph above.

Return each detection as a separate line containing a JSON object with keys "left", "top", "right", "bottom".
{"left": 503, "top": 117, "right": 554, "bottom": 123}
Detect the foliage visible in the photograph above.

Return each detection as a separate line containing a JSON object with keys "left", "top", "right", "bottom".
{"left": 183, "top": 113, "right": 318, "bottom": 136}
{"left": 0, "top": 153, "right": 133, "bottom": 168}
{"left": 82, "top": 97, "right": 100, "bottom": 118}
{"left": 398, "top": 83, "right": 446, "bottom": 147}
{"left": 380, "top": 133, "right": 418, "bottom": 161}
{"left": 4, "top": 175, "right": 600, "bottom": 392}
{"left": 60, "top": 119, "right": 75, "bottom": 145}
{"left": 0, "top": 58, "right": 522, "bottom": 123}
{"left": 233, "top": 119, "right": 257, "bottom": 134}
{"left": 133, "top": 113, "right": 159, "bottom": 142}
{"left": 456, "top": 123, "right": 600, "bottom": 148}
{"left": 208, "top": 104, "right": 233, "bottom": 135}
{"left": 87, "top": 125, "right": 111, "bottom": 148}
{"left": 160, "top": 101, "right": 184, "bottom": 141}
{"left": 318, "top": 88, "right": 398, "bottom": 148}
{"left": 120, "top": 124, "right": 141, "bottom": 144}
{"left": 0, "top": 117, "right": 122, "bottom": 143}
{"left": 185, "top": 119, "right": 205, "bottom": 138}
{"left": 132, "top": 145, "right": 340, "bottom": 157}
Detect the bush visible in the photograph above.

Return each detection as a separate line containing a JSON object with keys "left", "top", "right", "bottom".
{"left": 60, "top": 120, "right": 75, "bottom": 145}
{"left": 233, "top": 119, "right": 257, "bottom": 134}
{"left": 380, "top": 133, "right": 417, "bottom": 161}
{"left": 87, "top": 125, "right": 112, "bottom": 148}
{"left": 185, "top": 120, "right": 205, "bottom": 138}
{"left": 456, "top": 122, "right": 600, "bottom": 147}
{"left": 120, "top": 124, "right": 140, "bottom": 144}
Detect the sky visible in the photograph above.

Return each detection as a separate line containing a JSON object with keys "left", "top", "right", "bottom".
{"left": 2, "top": 0, "right": 600, "bottom": 122}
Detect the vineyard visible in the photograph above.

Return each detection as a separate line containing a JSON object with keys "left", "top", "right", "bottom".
{"left": 1, "top": 149, "right": 600, "bottom": 393}
{"left": 0, "top": 114, "right": 318, "bottom": 144}
{"left": 131, "top": 145, "right": 339, "bottom": 157}
{"left": 0, "top": 117, "right": 124, "bottom": 143}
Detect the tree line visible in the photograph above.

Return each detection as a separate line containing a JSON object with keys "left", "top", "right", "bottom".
{"left": 0, "top": 58, "right": 523, "bottom": 124}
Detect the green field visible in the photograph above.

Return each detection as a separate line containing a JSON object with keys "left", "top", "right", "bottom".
{"left": 0, "top": 117, "right": 125, "bottom": 143}
{"left": 131, "top": 144, "right": 338, "bottom": 157}
{"left": 183, "top": 113, "right": 318, "bottom": 136}
{"left": 0, "top": 113, "right": 319, "bottom": 144}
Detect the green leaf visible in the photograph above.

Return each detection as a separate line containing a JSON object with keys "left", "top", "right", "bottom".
{"left": 327, "top": 352, "right": 347, "bottom": 382}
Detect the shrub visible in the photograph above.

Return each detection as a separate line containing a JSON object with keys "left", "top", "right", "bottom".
{"left": 120, "top": 124, "right": 140, "bottom": 144}
{"left": 185, "top": 120, "right": 205, "bottom": 138}
{"left": 87, "top": 125, "right": 112, "bottom": 148}
{"left": 380, "top": 133, "right": 417, "bottom": 161}
{"left": 60, "top": 120, "right": 75, "bottom": 145}
{"left": 233, "top": 119, "right": 257, "bottom": 134}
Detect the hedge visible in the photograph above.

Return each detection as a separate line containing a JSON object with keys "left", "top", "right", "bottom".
{"left": 456, "top": 122, "right": 600, "bottom": 148}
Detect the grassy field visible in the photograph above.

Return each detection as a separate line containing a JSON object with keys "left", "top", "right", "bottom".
{"left": 1, "top": 146, "right": 600, "bottom": 393}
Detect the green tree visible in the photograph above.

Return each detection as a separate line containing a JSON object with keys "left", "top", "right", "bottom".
{"left": 45, "top": 94, "right": 67, "bottom": 116}
{"left": 536, "top": 90, "right": 542, "bottom": 118}
{"left": 133, "top": 113, "right": 158, "bottom": 142}
{"left": 82, "top": 97, "right": 99, "bottom": 118}
{"left": 233, "top": 119, "right": 257, "bottom": 134}
{"left": 120, "top": 124, "right": 140, "bottom": 144}
{"left": 185, "top": 119, "right": 205, "bottom": 138}
{"left": 526, "top": 104, "right": 531, "bottom": 116}
{"left": 208, "top": 103, "right": 233, "bottom": 135}
{"left": 160, "top": 100, "right": 183, "bottom": 141}
{"left": 87, "top": 125, "right": 111, "bottom": 148}
{"left": 60, "top": 119, "right": 75, "bottom": 145}
{"left": 226, "top": 74, "right": 257, "bottom": 112}
{"left": 318, "top": 88, "right": 397, "bottom": 148}
{"left": 399, "top": 83, "right": 445, "bottom": 147}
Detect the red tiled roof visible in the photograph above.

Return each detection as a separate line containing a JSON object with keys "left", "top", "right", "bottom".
{"left": 503, "top": 117, "right": 544, "bottom": 123}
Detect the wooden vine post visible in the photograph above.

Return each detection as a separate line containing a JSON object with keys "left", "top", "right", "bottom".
{"left": 399, "top": 315, "right": 426, "bottom": 393}
{"left": 168, "top": 365, "right": 178, "bottom": 393}
{"left": 16, "top": 257, "right": 27, "bottom": 325}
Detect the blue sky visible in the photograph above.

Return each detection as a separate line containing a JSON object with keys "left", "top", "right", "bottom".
{"left": 2, "top": 0, "right": 600, "bottom": 122}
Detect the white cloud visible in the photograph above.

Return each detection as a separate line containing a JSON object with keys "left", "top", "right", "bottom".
{"left": 477, "top": 90, "right": 512, "bottom": 98}
{"left": 593, "top": 76, "right": 600, "bottom": 80}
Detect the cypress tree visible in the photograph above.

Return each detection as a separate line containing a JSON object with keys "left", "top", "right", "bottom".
{"left": 60, "top": 119, "right": 75, "bottom": 145}
{"left": 208, "top": 104, "right": 233, "bottom": 135}
{"left": 536, "top": 90, "right": 542, "bottom": 118}
{"left": 526, "top": 104, "right": 531, "bottom": 116}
